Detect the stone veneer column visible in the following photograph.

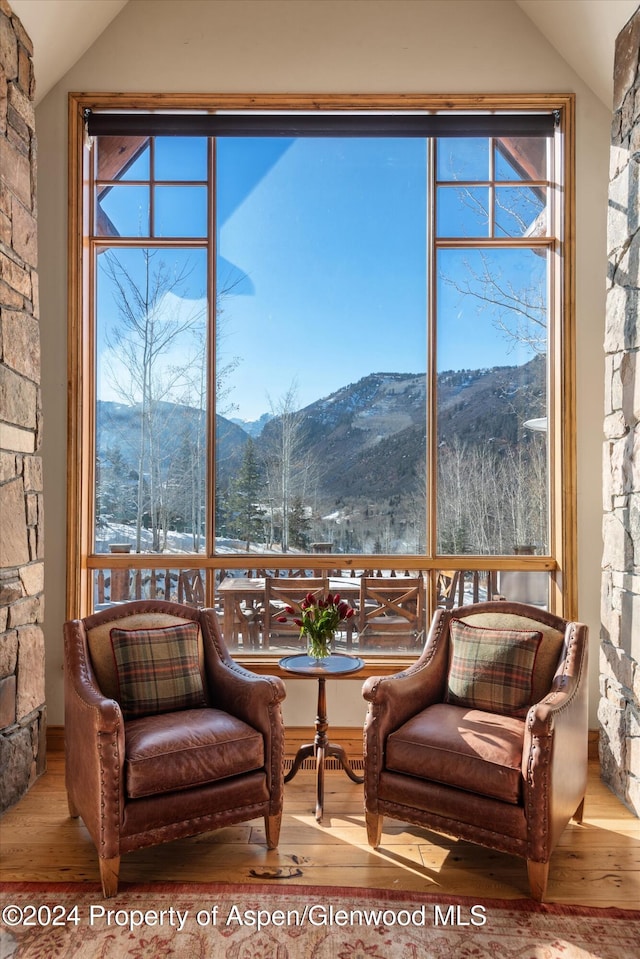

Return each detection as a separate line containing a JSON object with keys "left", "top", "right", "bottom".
{"left": 601, "top": 8, "right": 640, "bottom": 816}
{"left": 0, "top": 0, "right": 45, "bottom": 813}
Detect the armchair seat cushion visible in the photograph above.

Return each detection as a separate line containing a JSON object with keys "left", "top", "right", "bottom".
{"left": 386, "top": 703, "right": 525, "bottom": 805}
{"left": 124, "top": 708, "right": 265, "bottom": 799}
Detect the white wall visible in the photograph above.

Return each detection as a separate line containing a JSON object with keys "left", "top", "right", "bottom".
{"left": 36, "top": 0, "right": 611, "bottom": 727}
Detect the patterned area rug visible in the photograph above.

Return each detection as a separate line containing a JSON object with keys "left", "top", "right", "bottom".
{"left": 1, "top": 882, "right": 638, "bottom": 958}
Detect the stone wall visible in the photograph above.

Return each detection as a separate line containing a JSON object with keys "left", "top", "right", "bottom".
{"left": 601, "top": 8, "right": 640, "bottom": 816}
{"left": 0, "top": 0, "right": 45, "bottom": 813}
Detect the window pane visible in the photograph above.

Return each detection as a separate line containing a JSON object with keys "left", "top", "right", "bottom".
{"left": 215, "top": 137, "right": 428, "bottom": 556}
{"left": 95, "top": 246, "right": 208, "bottom": 553}
{"left": 93, "top": 567, "right": 206, "bottom": 607}
{"left": 96, "top": 137, "right": 150, "bottom": 181}
{"left": 437, "top": 137, "right": 489, "bottom": 181}
{"left": 495, "top": 567, "right": 549, "bottom": 606}
{"left": 154, "top": 185, "right": 208, "bottom": 237}
{"left": 434, "top": 568, "right": 548, "bottom": 608}
{"left": 96, "top": 185, "right": 150, "bottom": 237}
{"left": 155, "top": 137, "right": 208, "bottom": 181}
{"left": 495, "top": 137, "right": 547, "bottom": 182}
{"left": 436, "top": 247, "right": 548, "bottom": 555}
{"left": 436, "top": 186, "right": 490, "bottom": 237}
{"left": 435, "top": 569, "right": 497, "bottom": 607}
{"left": 494, "top": 186, "right": 546, "bottom": 238}
{"left": 216, "top": 567, "right": 425, "bottom": 656}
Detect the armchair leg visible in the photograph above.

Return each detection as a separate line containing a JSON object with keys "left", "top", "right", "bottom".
{"left": 99, "top": 856, "right": 120, "bottom": 899}
{"left": 264, "top": 813, "right": 282, "bottom": 850}
{"left": 572, "top": 798, "right": 585, "bottom": 823}
{"left": 67, "top": 793, "right": 79, "bottom": 818}
{"left": 366, "top": 811, "right": 383, "bottom": 848}
{"left": 527, "top": 859, "right": 549, "bottom": 902}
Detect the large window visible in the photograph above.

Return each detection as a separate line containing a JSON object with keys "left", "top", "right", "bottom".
{"left": 69, "top": 95, "right": 575, "bottom": 662}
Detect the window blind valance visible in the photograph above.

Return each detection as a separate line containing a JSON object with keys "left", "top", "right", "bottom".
{"left": 85, "top": 111, "right": 557, "bottom": 139}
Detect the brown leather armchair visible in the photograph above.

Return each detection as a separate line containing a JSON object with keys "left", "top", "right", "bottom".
{"left": 64, "top": 600, "right": 286, "bottom": 897}
{"left": 362, "top": 601, "right": 588, "bottom": 901}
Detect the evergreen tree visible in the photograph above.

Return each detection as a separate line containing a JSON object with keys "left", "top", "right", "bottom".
{"left": 96, "top": 446, "right": 138, "bottom": 530}
{"left": 228, "top": 438, "right": 266, "bottom": 549}
{"left": 288, "top": 496, "right": 312, "bottom": 550}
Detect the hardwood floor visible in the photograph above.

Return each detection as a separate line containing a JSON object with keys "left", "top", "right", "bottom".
{"left": 1, "top": 751, "right": 639, "bottom": 909}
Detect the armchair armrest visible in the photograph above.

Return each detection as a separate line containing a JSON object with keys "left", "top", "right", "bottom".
{"left": 64, "top": 620, "right": 124, "bottom": 729}
{"left": 362, "top": 609, "right": 450, "bottom": 815}
{"left": 362, "top": 609, "right": 448, "bottom": 794}
{"left": 210, "top": 659, "right": 286, "bottom": 730}
{"left": 523, "top": 621, "right": 589, "bottom": 859}
{"left": 199, "top": 609, "right": 286, "bottom": 806}
{"left": 64, "top": 620, "right": 126, "bottom": 858}
{"left": 363, "top": 608, "right": 450, "bottom": 735}
{"left": 199, "top": 609, "right": 286, "bottom": 725}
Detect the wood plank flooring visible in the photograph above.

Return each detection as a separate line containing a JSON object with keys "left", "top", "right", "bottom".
{"left": 1, "top": 752, "right": 638, "bottom": 908}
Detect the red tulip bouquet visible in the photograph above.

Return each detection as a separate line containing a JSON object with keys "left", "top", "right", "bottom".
{"left": 277, "top": 591, "right": 355, "bottom": 660}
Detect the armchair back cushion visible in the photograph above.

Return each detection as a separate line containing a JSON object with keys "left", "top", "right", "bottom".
{"left": 446, "top": 620, "right": 542, "bottom": 718}
{"left": 457, "top": 610, "right": 564, "bottom": 704}
{"left": 86, "top": 612, "right": 205, "bottom": 701}
{"left": 110, "top": 623, "right": 207, "bottom": 719}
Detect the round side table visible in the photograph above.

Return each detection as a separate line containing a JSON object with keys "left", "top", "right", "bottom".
{"left": 279, "top": 652, "right": 365, "bottom": 822}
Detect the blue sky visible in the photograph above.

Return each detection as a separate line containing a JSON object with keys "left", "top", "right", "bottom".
{"left": 216, "top": 137, "right": 427, "bottom": 420}
{"left": 217, "top": 137, "right": 543, "bottom": 419}
{"left": 97, "top": 135, "right": 545, "bottom": 421}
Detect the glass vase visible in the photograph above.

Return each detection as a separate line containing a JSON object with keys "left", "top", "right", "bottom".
{"left": 306, "top": 633, "right": 332, "bottom": 663}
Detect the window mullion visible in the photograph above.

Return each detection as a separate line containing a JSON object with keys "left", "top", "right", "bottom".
{"left": 149, "top": 137, "right": 156, "bottom": 236}
{"left": 489, "top": 137, "right": 495, "bottom": 237}
{"left": 207, "top": 136, "right": 217, "bottom": 575}
{"left": 427, "top": 137, "right": 437, "bottom": 561}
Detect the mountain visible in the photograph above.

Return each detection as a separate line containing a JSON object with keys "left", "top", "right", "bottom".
{"left": 260, "top": 373, "right": 427, "bottom": 500}
{"left": 229, "top": 412, "right": 273, "bottom": 437}
{"left": 254, "top": 358, "right": 545, "bottom": 502}
{"left": 96, "top": 357, "right": 545, "bottom": 507}
{"left": 436, "top": 356, "right": 546, "bottom": 448}
{"left": 96, "top": 400, "right": 250, "bottom": 481}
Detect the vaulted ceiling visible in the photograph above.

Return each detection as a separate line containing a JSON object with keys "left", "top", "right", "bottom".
{"left": 8, "top": 0, "right": 639, "bottom": 109}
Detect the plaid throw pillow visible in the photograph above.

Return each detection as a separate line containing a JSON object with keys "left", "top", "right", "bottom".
{"left": 110, "top": 623, "right": 206, "bottom": 719}
{"left": 446, "top": 620, "right": 543, "bottom": 718}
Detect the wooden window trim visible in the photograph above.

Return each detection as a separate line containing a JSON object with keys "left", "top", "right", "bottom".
{"left": 67, "top": 92, "right": 576, "bottom": 634}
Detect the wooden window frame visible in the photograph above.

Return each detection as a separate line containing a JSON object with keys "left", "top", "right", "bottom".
{"left": 67, "top": 92, "right": 576, "bottom": 669}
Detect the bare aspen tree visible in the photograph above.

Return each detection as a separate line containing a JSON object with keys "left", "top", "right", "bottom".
{"left": 100, "top": 249, "right": 205, "bottom": 551}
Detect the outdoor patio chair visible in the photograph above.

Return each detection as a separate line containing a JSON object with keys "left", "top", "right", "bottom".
{"left": 358, "top": 576, "right": 425, "bottom": 649}
{"left": 177, "top": 568, "right": 205, "bottom": 606}
{"left": 262, "top": 576, "right": 326, "bottom": 649}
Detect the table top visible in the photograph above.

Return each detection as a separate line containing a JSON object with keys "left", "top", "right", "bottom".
{"left": 218, "top": 576, "right": 264, "bottom": 593}
{"left": 279, "top": 652, "right": 365, "bottom": 677}
{"left": 218, "top": 576, "right": 359, "bottom": 595}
